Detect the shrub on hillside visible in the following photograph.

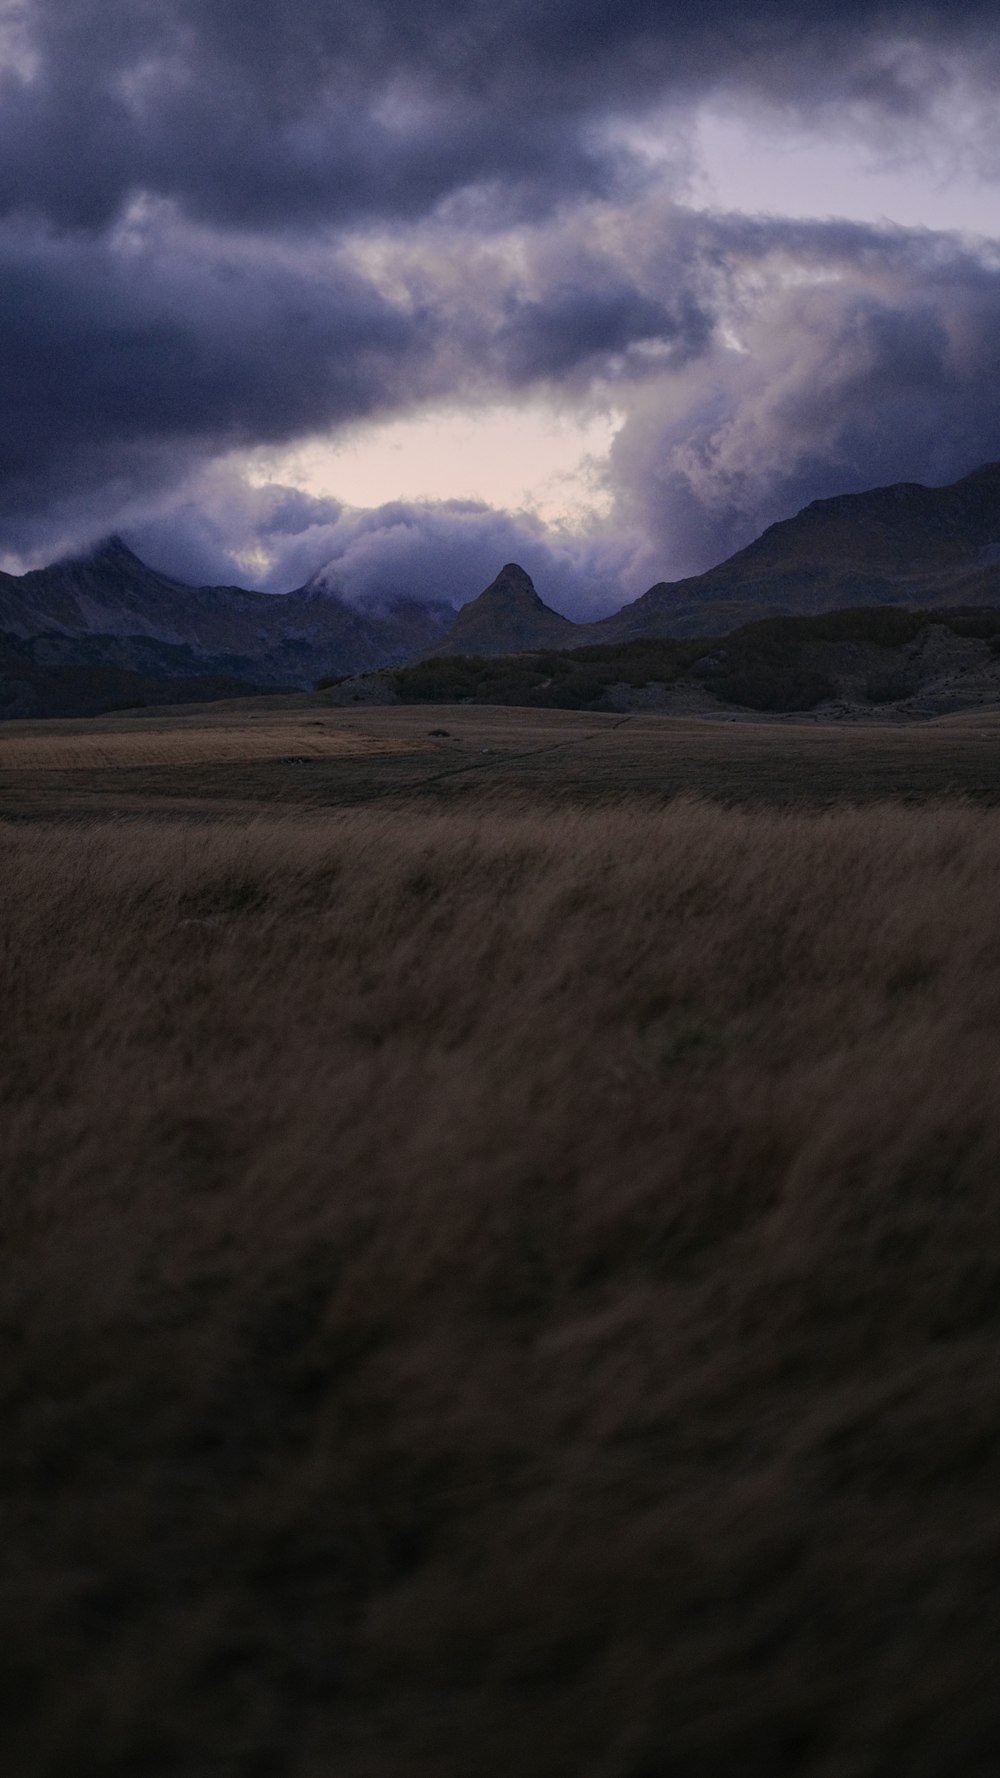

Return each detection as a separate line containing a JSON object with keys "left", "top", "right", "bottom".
{"left": 380, "top": 605, "right": 1000, "bottom": 712}
{"left": 865, "top": 671, "right": 915, "bottom": 705}
{"left": 564, "top": 639, "right": 691, "bottom": 685}
{"left": 392, "top": 656, "right": 488, "bottom": 701}
{"left": 941, "top": 611, "right": 1000, "bottom": 640}
{"left": 711, "top": 664, "right": 836, "bottom": 711}
{"left": 805, "top": 607, "right": 930, "bottom": 647}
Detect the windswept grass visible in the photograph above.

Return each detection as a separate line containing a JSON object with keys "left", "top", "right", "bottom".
{"left": 4, "top": 801, "right": 1000, "bottom": 1776}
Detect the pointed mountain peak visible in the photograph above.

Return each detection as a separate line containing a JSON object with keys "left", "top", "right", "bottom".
{"left": 74, "top": 534, "right": 149, "bottom": 571}
{"left": 480, "top": 562, "right": 544, "bottom": 605}
{"left": 432, "top": 562, "right": 576, "bottom": 657}
{"left": 301, "top": 561, "right": 347, "bottom": 600}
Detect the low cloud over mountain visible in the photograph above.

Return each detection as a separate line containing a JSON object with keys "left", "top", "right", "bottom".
{"left": 6, "top": 461, "right": 1000, "bottom": 721}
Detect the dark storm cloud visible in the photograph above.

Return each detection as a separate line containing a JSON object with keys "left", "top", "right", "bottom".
{"left": 0, "top": 181, "right": 724, "bottom": 553}
{"left": 5, "top": 193, "right": 1000, "bottom": 597}
{"left": 2, "top": 0, "right": 1000, "bottom": 592}
{"left": 117, "top": 207, "right": 1000, "bottom": 614}
{"left": 0, "top": 215, "right": 437, "bottom": 546}
{"left": 124, "top": 482, "right": 637, "bottom": 621}
{"left": 607, "top": 218, "right": 1000, "bottom": 577}
{"left": 3, "top": 0, "right": 999, "bottom": 234}
{"left": 0, "top": 231, "right": 667, "bottom": 557}
{"left": 494, "top": 282, "right": 712, "bottom": 384}
{"left": 0, "top": 0, "right": 630, "bottom": 233}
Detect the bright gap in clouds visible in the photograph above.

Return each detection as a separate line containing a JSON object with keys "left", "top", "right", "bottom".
{"left": 690, "top": 109, "right": 1000, "bottom": 235}
{"left": 257, "top": 110, "right": 998, "bottom": 537}
{"left": 263, "top": 404, "right": 623, "bottom": 526}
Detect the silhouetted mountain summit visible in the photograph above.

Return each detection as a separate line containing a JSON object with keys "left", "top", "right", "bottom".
{"left": 433, "top": 563, "right": 577, "bottom": 656}
{"left": 744, "top": 462, "right": 1000, "bottom": 573}
{"left": 84, "top": 534, "right": 148, "bottom": 566}
{"left": 422, "top": 465, "right": 1000, "bottom": 659}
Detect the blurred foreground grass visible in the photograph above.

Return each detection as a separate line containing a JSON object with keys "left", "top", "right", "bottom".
{"left": 4, "top": 797, "right": 1000, "bottom": 1775}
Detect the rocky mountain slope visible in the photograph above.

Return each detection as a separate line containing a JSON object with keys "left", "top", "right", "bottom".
{"left": 0, "top": 538, "right": 453, "bottom": 717}
{"left": 598, "top": 461, "right": 1000, "bottom": 641}
{"left": 420, "top": 464, "right": 1000, "bottom": 658}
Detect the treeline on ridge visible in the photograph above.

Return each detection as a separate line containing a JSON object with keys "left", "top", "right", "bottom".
{"left": 351, "top": 606, "right": 1000, "bottom": 713}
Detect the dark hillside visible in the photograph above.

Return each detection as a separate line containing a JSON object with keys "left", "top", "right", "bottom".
{"left": 707, "top": 461, "right": 1000, "bottom": 578}
{"left": 0, "top": 630, "right": 277, "bottom": 719}
{"left": 382, "top": 605, "right": 1000, "bottom": 716}
{"left": 0, "top": 538, "right": 453, "bottom": 711}
{"left": 598, "top": 463, "right": 1000, "bottom": 639}
{"left": 7, "top": 465, "right": 1000, "bottom": 717}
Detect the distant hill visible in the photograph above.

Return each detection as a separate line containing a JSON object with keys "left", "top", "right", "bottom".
{"left": 422, "top": 464, "right": 1000, "bottom": 658}
{"left": 0, "top": 630, "right": 276, "bottom": 721}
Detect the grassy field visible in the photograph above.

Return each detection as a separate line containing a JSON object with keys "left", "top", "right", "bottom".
{"left": 5, "top": 703, "right": 1000, "bottom": 1775}
{"left": 0, "top": 707, "right": 422, "bottom": 771}
{"left": 6, "top": 698, "right": 1000, "bottom": 818}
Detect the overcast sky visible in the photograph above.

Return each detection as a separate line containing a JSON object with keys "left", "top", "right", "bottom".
{"left": 2, "top": 0, "right": 999, "bottom": 613}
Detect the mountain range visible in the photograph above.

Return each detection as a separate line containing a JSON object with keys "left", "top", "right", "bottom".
{"left": 3, "top": 462, "right": 1000, "bottom": 718}
{"left": 0, "top": 539, "right": 453, "bottom": 718}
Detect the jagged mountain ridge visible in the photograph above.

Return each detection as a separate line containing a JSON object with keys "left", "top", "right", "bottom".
{"left": 5, "top": 463, "right": 1000, "bottom": 717}
{"left": 0, "top": 537, "right": 454, "bottom": 692}
{"left": 424, "top": 464, "right": 1000, "bottom": 657}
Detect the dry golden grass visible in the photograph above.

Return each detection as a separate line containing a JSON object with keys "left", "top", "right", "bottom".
{"left": 4, "top": 799, "right": 1000, "bottom": 1776}
{"left": 0, "top": 713, "right": 422, "bottom": 770}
